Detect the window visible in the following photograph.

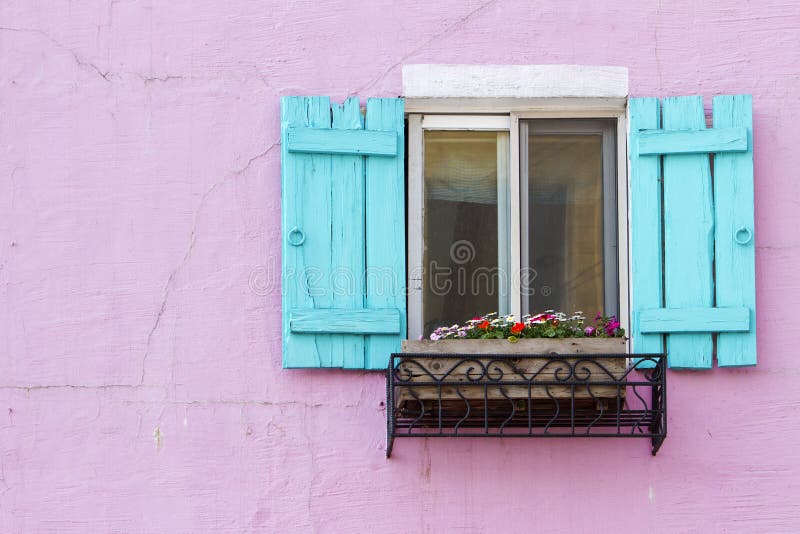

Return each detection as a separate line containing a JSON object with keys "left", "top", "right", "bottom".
{"left": 407, "top": 111, "right": 626, "bottom": 339}
{"left": 280, "top": 68, "right": 757, "bottom": 370}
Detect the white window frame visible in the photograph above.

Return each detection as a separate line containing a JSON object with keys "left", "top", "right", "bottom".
{"left": 406, "top": 98, "right": 630, "bottom": 343}
{"left": 404, "top": 64, "right": 630, "bottom": 342}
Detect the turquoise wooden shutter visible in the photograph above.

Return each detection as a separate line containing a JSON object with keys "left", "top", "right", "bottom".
{"left": 629, "top": 95, "right": 756, "bottom": 369}
{"left": 280, "top": 96, "right": 405, "bottom": 369}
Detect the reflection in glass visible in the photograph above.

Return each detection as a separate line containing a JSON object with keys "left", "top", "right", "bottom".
{"left": 526, "top": 130, "right": 606, "bottom": 316}
{"left": 422, "top": 131, "right": 508, "bottom": 336}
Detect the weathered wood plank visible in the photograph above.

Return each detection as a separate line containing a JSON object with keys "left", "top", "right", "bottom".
{"left": 713, "top": 95, "right": 757, "bottom": 366}
{"left": 397, "top": 339, "right": 627, "bottom": 402}
{"left": 398, "top": 355, "right": 627, "bottom": 380}
{"left": 330, "top": 98, "right": 366, "bottom": 367}
{"left": 281, "top": 96, "right": 331, "bottom": 368}
{"left": 662, "top": 96, "right": 714, "bottom": 369}
{"left": 286, "top": 127, "right": 397, "bottom": 156}
{"left": 402, "top": 338, "right": 627, "bottom": 354}
{"left": 638, "top": 307, "right": 749, "bottom": 333}
{"left": 298, "top": 99, "right": 337, "bottom": 367}
{"left": 628, "top": 98, "right": 664, "bottom": 366}
{"left": 365, "top": 98, "right": 406, "bottom": 369}
{"left": 638, "top": 126, "right": 748, "bottom": 155}
{"left": 290, "top": 309, "right": 400, "bottom": 335}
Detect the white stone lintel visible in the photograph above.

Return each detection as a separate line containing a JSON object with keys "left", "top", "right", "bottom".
{"left": 402, "top": 64, "right": 629, "bottom": 99}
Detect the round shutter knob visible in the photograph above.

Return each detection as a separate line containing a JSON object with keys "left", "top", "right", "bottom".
{"left": 287, "top": 227, "right": 305, "bottom": 246}
{"left": 734, "top": 226, "right": 753, "bottom": 245}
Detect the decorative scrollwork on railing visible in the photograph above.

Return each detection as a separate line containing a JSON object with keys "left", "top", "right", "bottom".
{"left": 543, "top": 385, "right": 560, "bottom": 433}
{"left": 571, "top": 358, "right": 624, "bottom": 382}
{"left": 498, "top": 387, "right": 516, "bottom": 434}
{"left": 453, "top": 386, "right": 471, "bottom": 434}
{"left": 387, "top": 352, "right": 667, "bottom": 457}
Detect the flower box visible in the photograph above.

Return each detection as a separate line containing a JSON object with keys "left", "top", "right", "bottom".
{"left": 387, "top": 338, "right": 666, "bottom": 457}
{"left": 396, "top": 338, "right": 628, "bottom": 407}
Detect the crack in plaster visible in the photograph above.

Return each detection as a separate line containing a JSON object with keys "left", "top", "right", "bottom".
{"left": 0, "top": 384, "right": 162, "bottom": 391}
{"left": 232, "top": 142, "right": 281, "bottom": 176}
{"left": 349, "top": 0, "right": 500, "bottom": 96}
{"left": 140, "top": 276, "right": 175, "bottom": 385}
{"left": 757, "top": 245, "right": 798, "bottom": 250}
{"left": 139, "top": 142, "right": 280, "bottom": 385}
{"left": 120, "top": 400, "right": 342, "bottom": 408}
{"left": 0, "top": 26, "right": 112, "bottom": 82}
{"left": 140, "top": 74, "right": 184, "bottom": 85}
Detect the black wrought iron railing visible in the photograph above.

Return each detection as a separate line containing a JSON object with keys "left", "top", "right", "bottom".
{"left": 386, "top": 353, "right": 666, "bottom": 457}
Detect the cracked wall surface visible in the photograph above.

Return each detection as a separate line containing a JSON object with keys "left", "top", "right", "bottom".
{"left": 1, "top": 0, "right": 800, "bottom": 532}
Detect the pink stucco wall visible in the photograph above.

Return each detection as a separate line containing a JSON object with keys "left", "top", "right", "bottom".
{"left": 1, "top": 1, "right": 799, "bottom": 532}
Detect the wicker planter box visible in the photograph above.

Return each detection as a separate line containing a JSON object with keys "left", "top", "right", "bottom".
{"left": 397, "top": 338, "right": 628, "bottom": 406}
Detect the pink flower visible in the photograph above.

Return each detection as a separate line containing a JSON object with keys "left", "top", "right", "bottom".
{"left": 585, "top": 326, "right": 596, "bottom": 336}
{"left": 605, "top": 321, "right": 621, "bottom": 335}
{"left": 430, "top": 333, "right": 441, "bottom": 340}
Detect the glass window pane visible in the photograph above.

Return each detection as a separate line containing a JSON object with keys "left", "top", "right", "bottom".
{"left": 525, "top": 124, "right": 612, "bottom": 316}
{"left": 422, "top": 130, "right": 508, "bottom": 335}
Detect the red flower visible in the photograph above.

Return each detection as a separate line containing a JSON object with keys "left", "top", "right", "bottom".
{"left": 511, "top": 322, "right": 524, "bottom": 334}
{"left": 478, "top": 320, "right": 490, "bottom": 329}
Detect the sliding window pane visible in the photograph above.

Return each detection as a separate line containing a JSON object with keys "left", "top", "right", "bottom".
{"left": 422, "top": 131, "right": 509, "bottom": 335}
{"left": 523, "top": 120, "right": 616, "bottom": 316}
